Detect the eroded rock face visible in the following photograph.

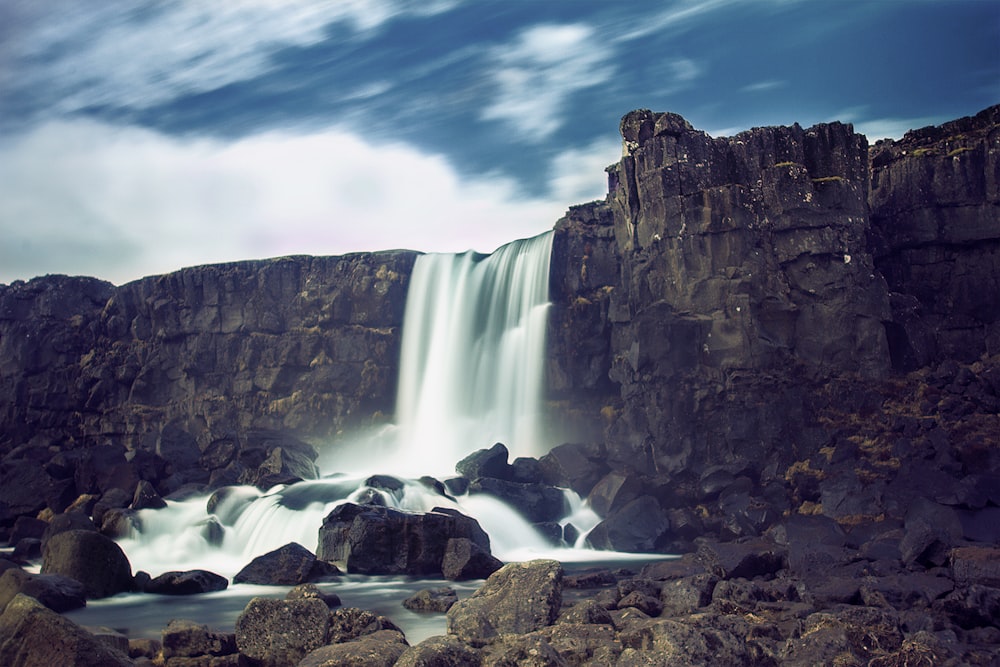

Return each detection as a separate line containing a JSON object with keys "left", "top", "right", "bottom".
{"left": 870, "top": 105, "right": 1000, "bottom": 367}
{"left": 0, "top": 252, "right": 416, "bottom": 476}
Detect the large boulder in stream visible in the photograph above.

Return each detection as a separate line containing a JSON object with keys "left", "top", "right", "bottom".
{"left": 39, "top": 529, "right": 132, "bottom": 599}
{"left": 316, "top": 503, "right": 492, "bottom": 576}
{"left": 233, "top": 541, "right": 339, "bottom": 585}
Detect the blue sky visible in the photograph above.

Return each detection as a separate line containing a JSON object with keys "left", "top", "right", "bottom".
{"left": 1, "top": 0, "right": 997, "bottom": 285}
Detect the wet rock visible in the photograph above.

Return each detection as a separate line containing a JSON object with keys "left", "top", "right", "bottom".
{"left": 586, "top": 471, "right": 644, "bottom": 518}
{"left": 232, "top": 541, "right": 338, "bottom": 585}
{"left": 40, "top": 529, "right": 132, "bottom": 598}
{"left": 131, "top": 480, "right": 166, "bottom": 510}
{"left": 447, "top": 559, "right": 563, "bottom": 647}
{"left": 144, "top": 569, "right": 228, "bottom": 595}
{"left": 395, "top": 634, "right": 483, "bottom": 667}
{"left": 0, "top": 568, "right": 87, "bottom": 614}
{"left": 40, "top": 511, "right": 97, "bottom": 545}
{"left": 586, "top": 495, "right": 670, "bottom": 552}
{"left": 480, "top": 633, "right": 566, "bottom": 666}
{"left": 234, "top": 596, "right": 331, "bottom": 667}
{"left": 317, "top": 503, "right": 491, "bottom": 576}
{"left": 298, "top": 630, "right": 408, "bottom": 667}
{"left": 456, "top": 442, "right": 512, "bottom": 480}
{"left": 466, "top": 477, "right": 566, "bottom": 523}
{"left": 617, "top": 590, "right": 662, "bottom": 616}
{"left": 403, "top": 587, "right": 458, "bottom": 613}
{"left": 161, "top": 619, "right": 237, "bottom": 659}
{"left": 0, "top": 594, "right": 133, "bottom": 667}
{"left": 537, "top": 442, "right": 610, "bottom": 496}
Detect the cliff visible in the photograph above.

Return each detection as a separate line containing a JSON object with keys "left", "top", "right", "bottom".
{"left": 1, "top": 105, "right": 997, "bottom": 547}
{"left": 0, "top": 253, "right": 415, "bottom": 497}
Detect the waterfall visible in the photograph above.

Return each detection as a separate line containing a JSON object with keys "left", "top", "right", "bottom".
{"left": 390, "top": 231, "right": 554, "bottom": 475}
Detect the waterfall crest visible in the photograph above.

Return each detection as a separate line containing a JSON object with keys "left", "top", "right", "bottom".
{"left": 391, "top": 231, "right": 554, "bottom": 474}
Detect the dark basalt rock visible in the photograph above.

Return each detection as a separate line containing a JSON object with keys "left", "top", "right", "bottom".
{"left": 586, "top": 495, "right": 671, "bottom": 552}
{"left": 0, "top": 569, "right": 87, "bottom": 614}
{"left": 455, "top": 442, "right": 512, "bottom": 481}
{"left": 143, "top": 569, "right": 228, "bottom": 595}
{"left": 160, "top": 618, "right": 237, "bottom": 660}
{"left": 466, "top": 477, "right": 566, "bottom": 524}
{"left": 0, "top": 594, "right": 133, "bottom": 667}
{"left": 402, "top": 587, "right": 458, "bottom": 613}
{"left": 39, "top": 529, "right": 132, "bottom": 599}
{"left": 441, "top": 537, "right": 503, "bottom": 581}
{"left": 316, "top": 503, "right": 492, "bottom": 576}
{"left": 232, "top": 541, "right": 338, "bottom": 586}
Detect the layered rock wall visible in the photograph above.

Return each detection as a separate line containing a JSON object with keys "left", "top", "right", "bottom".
{"left": 0, "top": 253, "right": 415, "bottom": 478}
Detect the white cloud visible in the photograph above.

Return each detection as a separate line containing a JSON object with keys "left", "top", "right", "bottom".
{"left": 741, "top": 80, "right": 785, "bottom": 93}
{"left": 482, "top": 23, "right": 615, "bottom": 142}
{"left": 3, "top": 0, "right": 457, "bottom": 114}
{"left": 0, "top": 119, "right": 570, "bottom": 285}
{"left": 549, "top": 137, "right": 622, "bottom": 204}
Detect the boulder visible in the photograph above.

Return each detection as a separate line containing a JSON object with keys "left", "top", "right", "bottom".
{"left": 0, "top": 568, "right": 87, "bottom": 614}
{"left": 234, "top": 596, "right": 331, "bottom": 667}
{"left": 586, "top": 471, "right": 644, "bottom": 517}
{"left": 298, "top": 629, "right": 408, "bottom": 667}
{"left": 233, "top": 542, "right": 338, "bottom": 585}
{"left": 403, "top": 587, "right": 458, "bottom": 613}
{"left": 40, "top": 529, "right": 132, "bottom": 598}
{"left": 585, "top": 495, "right": 670, "bottom": 552}
{"left": 131, "top": 480, "right": 166, "bottom": 510}
{"left": 441, "top": 537, "right": 503, "bottom": 581}
{"left": 557, "top": 599, "right": 613, "bottom": 626}
{"left": 446, "top": 559, "right": 563, "bottom": 646}
{"left": 696, "top": 538, "right": 787, "bottom": 579}
{"left": 328, "top": 607, "right": 402, "bottom": 643}
{"left": 455, "top": 442, "right": 512, "bottom": 480}
{"left": 395, "top": 634, "right": 483, "bottom": 667}
{"left": 317, "top": 503, "right": 491, "bottom": 576}
{"left": 0, "top": 593, "right": 132, "bottom": 667}
{"left": 144, "top": 569, "right": 228, "bottom": 595}
{"left": 951, "top": 545, "right": 1000, "bottom": 588}
{"left": 467, "top": 478, "right": 566, "bottom": 523}
{"left": 537, "top": 442, "right": 609, "bottom": 496}
{"left": 40, "top": 511, "right": 97, "bottom": 545}
{"left": 160, "top": 618, "right": 237, "bottom": 659}
{"left": 618, "top": 617, "right": 752, "bottom": 666}
{"left": 286, "top": 583, "right": 341, "bottom": 608}
{"left": 659, "top": 573, "right": 719, "bottom": 615}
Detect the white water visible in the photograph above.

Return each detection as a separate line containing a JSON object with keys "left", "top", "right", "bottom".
{"left": 392, "top": 231, "right": 554, "bottom": 474}
{"left": 118, "top": 232, "right": 595, "bottom": 576}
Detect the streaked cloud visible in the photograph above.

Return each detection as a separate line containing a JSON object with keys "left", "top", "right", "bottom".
{"left": 742, "top": 80, "right": 786, "bottom": 93}
{"left": 481, "top": 23, "right": 615, "bottom": 142}
{"left": 0, "top": 119, "right": 569, "bottom": 285}
{"left": 549, "top": 138, "right": 622, "bottom": 204}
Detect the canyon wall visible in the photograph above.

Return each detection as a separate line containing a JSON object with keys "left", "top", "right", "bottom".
{"left": 1, "top": 105, "right": 996, "bottom": 534}
{"left": 0, "top": 253, "right": 414, "bottom": 492}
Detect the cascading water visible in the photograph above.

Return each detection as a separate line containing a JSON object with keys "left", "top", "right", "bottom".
{"left": 392, "top": 231, "right": 554, "bottom": 473}
{"left": 118, "top": 231, "right": 583, "bottom": 576}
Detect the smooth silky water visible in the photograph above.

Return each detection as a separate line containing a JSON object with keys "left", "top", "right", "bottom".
{"left": 66, "top": 232, "right": 672, "bottom": 642}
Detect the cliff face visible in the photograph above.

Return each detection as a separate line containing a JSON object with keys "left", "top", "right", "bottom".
{"left": 870, "top": 105, "right": 1000, "bottom": 368}
{"left": 0, "top": 253, "right": 415, "bottom": 487}
{"left": 1, "top": 106, "right": 996, "bottom": 536}
{"left": 543, "top": 105, "right": 999, "bottom": 550}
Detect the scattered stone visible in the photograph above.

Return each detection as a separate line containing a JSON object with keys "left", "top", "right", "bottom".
{"left": 455, "top": 442, "right": 512, "bottom": 481}
{"left": 395, "top": 634, "right": 482, "bottom": 667}
{"left": 298, "top": 629, "right": 408, "bottom": 667}
{"left": 441, "top": 537, "right": 503, "bottom": 581}
{"left": 234, "top": 597, "right": 331, "bottom": 667}
{"left": 0, "top": 593, "right": 133, "bottom": 667}
{"left": 403, "top": 587, "right": 458, "bottom": 613}
{"left": 446, "top": 559, "right": 563, "bottom": 647}
{"left": 286, "top": 582, "right": 341, "bottom": 608}
{"left": 161, "top": 618, "right": 237, "bottom": 659}
{"left": 0, "top": 568, "right": 87, "bottom": 614}
{"left": 144, "top": 569, "right": 228, "bottom": 595}
{"left": 40, "top": 529, "right": 132, "bottom": 599}
{"left": 232, "top": 541, "right": 338, "bottom": 585}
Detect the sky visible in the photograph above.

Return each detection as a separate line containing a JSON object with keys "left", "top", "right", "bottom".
{"left": 1, "top": 0, "right": 997, "bottom": 286}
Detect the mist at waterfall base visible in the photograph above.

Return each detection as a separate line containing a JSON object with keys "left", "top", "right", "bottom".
{"left": 69, "top": 232, "right": 666, "bottom": 640}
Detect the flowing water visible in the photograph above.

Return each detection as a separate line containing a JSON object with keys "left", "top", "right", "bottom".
{"left": 67, "top": 231, "right": 666, "bottom": 641}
